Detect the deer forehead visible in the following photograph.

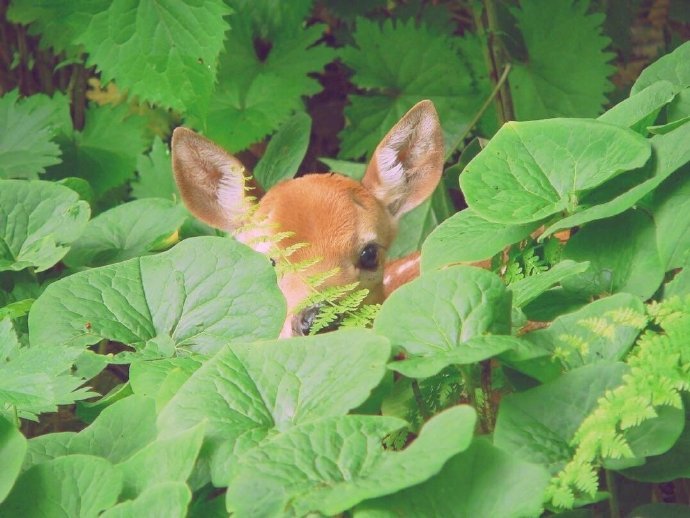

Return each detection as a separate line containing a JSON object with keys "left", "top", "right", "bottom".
{"left": 256, "top": 174, "right": 395, "bottom": 265}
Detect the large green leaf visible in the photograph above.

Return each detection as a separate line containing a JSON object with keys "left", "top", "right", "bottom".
{"left": 598, "top": 80, "right": 676, "bottom": 134}
{"left": 510, "top": 260, "right": 591, "bottom": 308}
{"left": 651, "top": 170, "right": 690, "bottom": 270}
{"left": 29, "top": 237, "right": 285, "bottom": 354}
{"left": 354, "top": 439, "right": 550, "bottom": 518}
{"left": 494, "top": 362, "right": 627, "bottom": 473}
{"left": 632, "top": 41, "right": 690, "bottom": 94}
{"left": 0, "top": 180, "right": 90, "bottom": 272}
{"left": 421, "top": 208, "right": 540, "bottom": 272}
{"left": 225, "top": 406, "right": 476, "bottom": 517}
{"left": 0, "top": 455, "right": 123, "bottom": 517}
{"left": 64, "top": 199, "right": 187, "bottom": 268}
{"left": 460, "top": 119, "right": 651, "bottom": 224}
{"left": 0, "top": 91, "right": 70, "bottom": 179}
{"left": 339, "top": 19, "right": 482, "bottom": 159}
{"left": 131, "top": 137, "right": 180, "bottom": 201}
{"left": 101, "top": 482, "right": 191, "bottom": 518}
{"left": 374, "top": 266, "right": 511, "bottom": 354}
{"left": 561, "top": 209, "right": 664, "bottom": 299}
{"left": 129, "top": 357, "right": 202, "bottom": 411}
{"left": 0, "top": 415, "right": 26, "bottom": 503}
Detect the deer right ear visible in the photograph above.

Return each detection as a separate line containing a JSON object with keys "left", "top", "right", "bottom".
{"left": 171, "top": 127, "right": 254, "bottom": 232}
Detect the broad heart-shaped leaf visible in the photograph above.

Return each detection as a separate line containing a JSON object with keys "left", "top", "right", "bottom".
{"left": 542, "top": 117, "right": 690, "bottom": 237}
{"left": 339, "top": 19, "right": 484, "bottom": 159}
{"left": 561, "top": 209, "right": 664, "bottom": 299}
{"left": 0, "top": 454, "right": 122, "bottom": 517}
{"left": 129, "top": 356, "right": 202, "bottom": 411}
{"left": 598, "top": 80, "right": 677, "bottom": 134}
{"left": 510, "top": 260, "right": 591, "bottom": 308}
{"left": 192, "top": 3, "right": 334, "bottom": 152}
{"left": 374, "top": 266, "right": 511, "bottom": 355}
{"left": 157, "top": 330, "right": 390, "bottom": 456}
{"left": 494, "top": 362, "right": 627, "bottom": 473}
{"left": 460, "top": 119, "right": 651, "bottom": 224}
{"left": 632, "top": 41, "right": 690, "bottom": 95}
{"left": 22, "top": 432, "right": 75, "bottom": 473}
{"left": 0, "top": 180, "right": 90, "bottom": 272}
{"left": 75, "top": 0, "right": 230, "bottom": 112}
{"left": 29, "top": 237, "right": 285, "bottom": 354}
{"left": 64, "top": 199, "right": 187, "bottom": 268}
{"left": 131, "top": 137, "right": 180, "bottom": 201}
{"left": 421, "top": 208, "right": 540, "bottom": 272}
{"left": 46, "top": 104, "right": 148, "bottom": 197}
{"left": 253, "top": 112, "right": 311, "bottom": 190}
{"left": 509, "top": 0, "right": 615, "bottom": 120}
{"left": 101, "top": 482, "right": 191, "bottom": 518}
{"left": 651, "top": 169, "right": 690, "bottom": 271}
{"left": 225, "top": 406, "right": 476, "bottom": 517}
{"left": 523, "top": 293, "right": 645, "bottom": 370}
{"left": 354, "top": 439, "right": 550, "bottom": 518}
{"left": 0, "top": 90, "right": 70, "bottom": 179}
{"left": 0, "top": 415, "right": 27, "bottom": 503}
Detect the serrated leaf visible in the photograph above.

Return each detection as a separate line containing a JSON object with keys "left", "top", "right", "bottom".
{"left": 0, "top": 415, "right": 26, "bottom": 503}
{"left": 0, "top": 454, "right": 123, "bottom": 517}
{"left": 374, "top": 266, "right": 511, "bottom": 355}
{"left": 131, "top": 137, "right": 180, "bottom": 201}
{"left": 510, "top": 260, "right": 590, "bottom": 308}
{"left": 339, "top": 19, "right": 483, "bottom": 158}
{"left": 651, "top": 170, "right": 690, "bottom": 270}
{"left": 632, "top": 41, "right": 690, "bottom": 95}
{"left": 598, "top": 80, "right": 677, "bottom": 134}
{"left": 253, "top": 112, "right": 311, "bottom": 190}
{"left": 354, "top": 439, "right": 550, "bottom": 518}
{"left": 0, "top": 180, "right": 89, "bottom": 272}
{"left": 509, "top": 0, "right": 615, "bottom": 120}
{"left": 101, "top": 482, "right": 191, "bottom": 518}
{"left": 194, "top": 3, "right": 334, "bottom": 152}
{"left": 421, "top": 208, "right": 540, "bottom": 272}
{"left": 561, "top": 209, "right": 663, "bottom": 299}
{"left": 494, "top": 362, "right": 627, "bottom": 473}
{"left": 47, "top": 104, "right": 148, "bottom": 197}
{"left": 459, "top": 119, "right": 651, "bottom": 224}
{"left": 225, "top": 406, "right": 476, "bottom": 517}
{"left": 0, "top": 90, "right": 70, "bottom": 179}
{"left": 64, "top": 199, "right": 187, "bottom": 268}
{"left": 29, "top": 237, "right": 285, "bottom": 354}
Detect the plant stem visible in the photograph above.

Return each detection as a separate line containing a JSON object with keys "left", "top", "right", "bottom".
{"left": 605, "top": 469, "right": 621, "bottom": 518}
{"left": 411, "top": 379, "right": 431, "bottom": 421}
{"left": 482, "top": 0, "right": 515, "bottom": 123}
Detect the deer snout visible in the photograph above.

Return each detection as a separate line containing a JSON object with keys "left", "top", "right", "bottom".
{"left": 292, "top": 305, "right": 320, "bottom": 336}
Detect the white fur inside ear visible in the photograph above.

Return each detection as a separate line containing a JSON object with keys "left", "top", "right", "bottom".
{"left": 216, "top": 159, "right": 250, "bottom": 229}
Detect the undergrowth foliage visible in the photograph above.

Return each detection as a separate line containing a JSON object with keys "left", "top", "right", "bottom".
{"left": 1, "top": 1, "right": 690, "bottom": 517}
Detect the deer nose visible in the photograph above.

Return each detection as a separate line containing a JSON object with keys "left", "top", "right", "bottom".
{"left": 292, "top": 305, "right": 320, "bottom": 336}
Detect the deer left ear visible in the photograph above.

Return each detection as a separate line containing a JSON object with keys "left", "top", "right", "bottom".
{"left": 362, "top": 100, "right": 444, "bottom": 219}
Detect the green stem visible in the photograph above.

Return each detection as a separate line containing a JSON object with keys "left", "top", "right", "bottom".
{"left": 411, "top": 379, "right": 431, "bottom": 421}
{"left": 605, "top": 469, "right": 620, "bottom": 518}
{"left": 483, "top": 0, "right": 515, "bottom": 123}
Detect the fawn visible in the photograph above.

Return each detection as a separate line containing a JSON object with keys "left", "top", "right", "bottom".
{"left": 172, "top": 100, "right": 444, "bottom": 337}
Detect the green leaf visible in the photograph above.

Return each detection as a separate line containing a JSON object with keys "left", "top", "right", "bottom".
{"left": 509, "top": 0, "right": 615, "bottom": 120}
{"left": 632, "top": 41, "right": 690, "bottom": 94}
{"left": 541, "top": 118, "right": 690, "bottom": 237}
{"left": 0, "top": 299, "right": 33, "bottom": 320}
{"left": 64, "top": 199, "right": 187, "bottom": 268}
{"left": 510, "top": 260, "right": 591, "bottom": 308}
{"left": 0, "top": 180, "right": 90, "bottom": 272}
{"left": 22, "top": 432, "right": 75, "bottom": 472}
{"left": 101, "top": 482, "right": 191, "bottom": 518}
{"left": 195, "top": 3, "right": 333, "bottom": 152}
{"left": 29, "top": 237, "right": 285, "bottom": 354}
{"left": 0, "top": 415, "right": 26, "bottom": 503}
{"left": 598, "top": 80, "right": 677, "bottom": 134}
{"left": 494, "top": 362, "right": 627, "bottom": 473}
{"left": 318, "top": 158, "right": 366, "bottom": 181}
{"left": 523, "top": 293, "right": 645, "bottom": 370}
{"left": 76, "top": 0, "right": 230, "bottom": 112}
{"left": 253, "top": 112, "right": 311, "bottom": 190}
{"left": 374, "top": 266, "right": 511, "bottom": 354}
{"left": 0, "top": 454, "right": 122, "bottom": 517}
{"left": 421, "top": 208, "right": 540, "bottom": 272}
{"left": 156, "top": 330, "right": 390, "bottom": 483}
{"left": 390, "top": 335, "right": 523, "bottom": 379}
{"left": 129, "top": 357, "right": 202, "bottom": 411}
{"left": 354, "top": 439, "right": 550, "bottom": 518}
{"left": 460, "top": 119, "right": 651, "bottom": 224}
{"left": 627, "top": 504, "right": 690, "bottom": 518}
{"left": 131, "top": 137, "right": 179, "bottom": 201}
{"left": 651, "top": 170, "right": 690, "bottom": 270}
{"left": 561, "top": 209, "right": 664, "bottom": 299}
{"left": 47, "top": 104, "right": 148, "bottom": 197}
{"left": 339, "top": 19, "right": 482, "bottom": 158}
{"left": 0, "top": 90, "right": 70, "bottom": 179}
{"left": 225, "top": 406, "right": 476, "bottom": 517}
{"left": 58, "top": 177, "right": 96, "bottom": 205}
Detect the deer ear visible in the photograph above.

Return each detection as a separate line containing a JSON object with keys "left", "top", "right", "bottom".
{"left": 362, "top": 100, "right": 444, "bottom": 219}
{"left": 171, "top": 127, "right": 254, "bottom": 232}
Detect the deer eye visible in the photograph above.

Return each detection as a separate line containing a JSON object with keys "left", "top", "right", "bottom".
{"left": 359, "top": 244, "right": 379, "bottom": 270}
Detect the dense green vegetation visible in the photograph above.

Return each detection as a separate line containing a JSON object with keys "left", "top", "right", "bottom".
{"left": 1, "top": 1, "right": 690, "bottom": 516}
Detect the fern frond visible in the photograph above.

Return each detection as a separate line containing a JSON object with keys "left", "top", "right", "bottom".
{"left": 578, "top": 317, "right": 615, "bottom": 339}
